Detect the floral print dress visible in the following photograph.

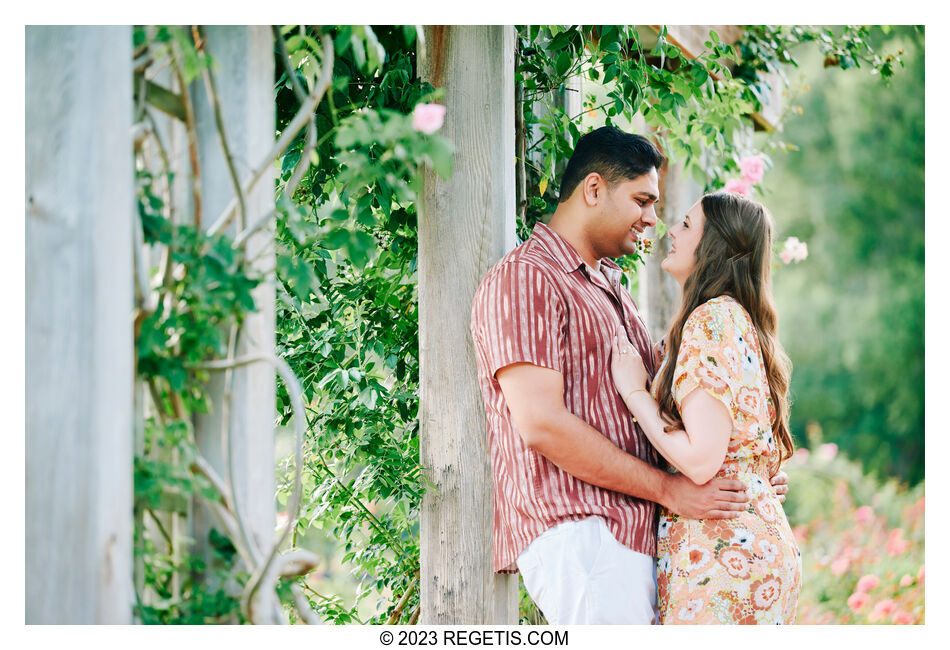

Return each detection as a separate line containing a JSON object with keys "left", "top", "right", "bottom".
{"left": 653, "top": 296, "right": 801, "bottom": 624}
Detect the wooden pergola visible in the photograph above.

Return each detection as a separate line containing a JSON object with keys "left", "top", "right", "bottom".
{"left": 25, "top": 25, "right": 780, "bottom": 624}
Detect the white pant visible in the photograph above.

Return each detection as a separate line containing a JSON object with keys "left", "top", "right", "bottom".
{"left": 516, "top": 517, "right": 657, "bottom": 625}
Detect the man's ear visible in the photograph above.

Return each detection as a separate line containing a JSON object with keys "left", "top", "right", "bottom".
{"left": 582, "top": 173, "right": 604, "bottom": 207}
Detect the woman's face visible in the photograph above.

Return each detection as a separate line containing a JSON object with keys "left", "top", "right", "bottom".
{"left": 661, "top": 200, "right": 705, "bottom": 285}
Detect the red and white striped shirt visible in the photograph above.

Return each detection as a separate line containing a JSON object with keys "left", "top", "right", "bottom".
{"left": 471, "top": 223, "right": 660, "bottom": 573}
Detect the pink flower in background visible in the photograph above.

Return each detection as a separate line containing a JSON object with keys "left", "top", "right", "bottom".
{"left": 791, "top": 448, "right": 810, "bottom": 464}
{"left": 855, "top": 505, "right": 873, "bottom": 523}
{"left": 856, "top": 574, "right": 880, "bottom": 593}
{"left": 847, "top": 592, "right": 869, "bottom": 611}
{"left": 830, "top": 556, "right": 850, "bottom": 576}
{"left": 892, "top": 611, "right": 914, "bottom": 625}
{"left": 792, "top": 525, "right": 808, "bottom": 543}
{"left": 780, "top": 236, "right": 809, "bottom": 264}
{"left": 723, "top": 178, "right": 752, "bottom": 195}
{"left": 918, "top": 565, "right": 925, "bottom": 581}
{"left": 818, "top": 442, "right": 838, "bottom": 461}
{"left": 412, "top": 103, "right": 446, "bottom": 134}
{"left": 739, "top": 155, "right": 766, "bottom": 183}
{"left": 899, "top": 574, "right": 914, "bottom": 587}
{"left": 886, "top": 529, "right": 911, "bottom": 556}
{"left": 869, "top": 599, "right": 896, "bottom": 622}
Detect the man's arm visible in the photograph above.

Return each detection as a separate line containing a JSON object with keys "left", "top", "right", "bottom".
{"left": 497, "top": 362, "right": 749, "bottom": 519}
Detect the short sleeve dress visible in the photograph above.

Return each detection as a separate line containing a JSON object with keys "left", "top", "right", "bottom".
{"left": 653, "top": 296, "right": 802, "bottom": 624}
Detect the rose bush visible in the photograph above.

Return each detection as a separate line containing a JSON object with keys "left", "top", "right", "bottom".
{"left": 783, "top": 424, "right": 924, "bottom": 624}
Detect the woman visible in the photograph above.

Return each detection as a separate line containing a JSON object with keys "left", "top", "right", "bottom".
{"left": 611, "top": 191, "right": 801, "bottom": 624}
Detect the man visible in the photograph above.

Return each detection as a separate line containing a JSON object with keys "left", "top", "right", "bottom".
{"left": 470, "top": 126, "right": 787, "bottom": 624}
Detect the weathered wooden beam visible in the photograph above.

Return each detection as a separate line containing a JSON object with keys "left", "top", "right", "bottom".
{"left": 189, "top": 26, "right": 276, "bottom": 613}
{"left": 26, "top": 25, "right": 135, "bottom": 624}
{"left": 418, "top": 25, "right": 519, "bottom": 624}
{"left": 137, "top": 75, "right": 187, "bottom": 123}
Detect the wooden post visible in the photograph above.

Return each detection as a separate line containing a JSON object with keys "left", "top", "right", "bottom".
{"left": 25, "top": 26, "right": 135, "bottom": 623}
{"left": 418, "top": 25, "right": 518, "bottom": 624}
{"left": 645, "top": 160, "right": 697, "bottom": 341}
{"left": 190, "top": 26, "right": 276, "bottom": 598}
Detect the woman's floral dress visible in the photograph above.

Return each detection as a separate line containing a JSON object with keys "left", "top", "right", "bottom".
{"left": 653, "top": 296, "right": 802, "bottom": 624}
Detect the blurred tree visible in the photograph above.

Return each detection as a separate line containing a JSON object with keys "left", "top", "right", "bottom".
{"left": 761, "top": 26, "right": 924, "bottom": 484}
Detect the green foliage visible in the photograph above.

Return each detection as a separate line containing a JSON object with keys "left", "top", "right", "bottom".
{"left": 763, "top": 26, "right": 924, "bottom": 484}
{"left": 134, "top": 417, "right": 248, "bottom": 624}
{"left": 135, "top": 526, "right": 248, "bottom": 624}
{"left": 273, "top": 25, "right": 447, "bottom": 624}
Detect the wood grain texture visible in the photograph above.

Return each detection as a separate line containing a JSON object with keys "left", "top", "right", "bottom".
{"left": 418, "top": 25, "right": 518, "bottom": 624}
{"left": 25, "top": 26, "right": 135, "bottom": 623}
{"left": 190, "top": 26, "right": 276, "bottom": 594}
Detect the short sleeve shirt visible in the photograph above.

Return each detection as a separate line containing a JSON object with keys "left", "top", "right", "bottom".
{"left": 470, "top": 223, "right": 659, "bottom": 573}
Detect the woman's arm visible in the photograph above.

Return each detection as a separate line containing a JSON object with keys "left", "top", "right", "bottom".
{"left": 611, "top": 330, "right": 731, "bottom": 484}
{"left": 624, "top": 388, "right": 731, "bottom": 485}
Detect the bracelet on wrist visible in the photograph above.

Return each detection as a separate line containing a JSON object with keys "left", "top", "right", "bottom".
{"left": 624, "top": 388, "right": 650, "bottom": 403}
{"left": 623, "top": 388, "right": 650, "bottom": 423}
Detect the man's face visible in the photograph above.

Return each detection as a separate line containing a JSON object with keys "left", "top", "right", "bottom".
{"left": 588, "top": 168, "right": 660, "bottom": 260}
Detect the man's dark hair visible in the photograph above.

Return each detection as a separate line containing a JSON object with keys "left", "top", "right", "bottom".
{"left": 557, "top": 126, "right": 665, "bottom": 202}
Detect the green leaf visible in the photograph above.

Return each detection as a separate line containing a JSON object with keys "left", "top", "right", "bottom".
{"left": 426, "top": 139, "right": 454, "bottom": 179}
{"left": 690, "top": 65, "right": 709, "bottom": 87}
{"left": 323, "top": 228, "right": 351, "bottom": 250}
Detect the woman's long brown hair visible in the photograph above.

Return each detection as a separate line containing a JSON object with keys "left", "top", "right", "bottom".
{"left": 653, "top": 191, "right": 794, "bottom": 472}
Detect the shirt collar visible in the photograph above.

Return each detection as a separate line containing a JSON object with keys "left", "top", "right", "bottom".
{"left": 531, "top": 222, "right": 624, "bottom": 284}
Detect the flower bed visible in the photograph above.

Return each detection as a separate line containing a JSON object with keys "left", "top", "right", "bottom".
{"left": 783, "top": 430, "right": 924, "bottom": 624}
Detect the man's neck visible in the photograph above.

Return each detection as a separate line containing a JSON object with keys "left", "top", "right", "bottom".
{"left": 547, "top": 207, "right": 601, "bottom": 271}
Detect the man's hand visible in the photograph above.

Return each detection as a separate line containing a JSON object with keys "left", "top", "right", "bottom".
{"left": 770, "top": 469, "right": 789, "bottom": 504}
{"left": 662, "top": 473, "right": 749, "bottom": 519}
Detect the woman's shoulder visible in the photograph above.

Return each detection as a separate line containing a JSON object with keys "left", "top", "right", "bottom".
{"left": 684, "top": 296, "right": 747, "bottom": 337}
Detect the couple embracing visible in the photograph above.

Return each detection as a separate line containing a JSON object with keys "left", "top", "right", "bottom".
{"left": 470, "top": 126, "right": 802, "bottom": 625}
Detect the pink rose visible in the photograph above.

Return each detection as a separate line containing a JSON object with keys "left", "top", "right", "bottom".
{"left": 886, "top": 529, "right": 911, "bottom": 556}
{"left": 830, "top": 556, "right": 850, "bottom": 576}
{"left": 869, "top": 599, "right": 896, "bottom": 622}
{"left": 723, "top": 178, "right": 752, "bottom": 195}
{"left": 781, "top": 236, "right": 809, "bottom": 264}
{"left": 794, "top": 242, "right": 808, "bottom": 261}
{"left": 899, "top": 574, "right": 914, "bottom": 587}
{"left": 817, "top": 442, "right": 838, "bottom": 460}
{"left": 855, "top": 505, "right": 873, "bottom": 524}
{"left": 892, "top": 610, "right": 914, "bottom": 625}
{"left": 412, "top": 103, "right": 446, "bottom": 134}
{"left": 739, "top": 155, "right": 765, "bottom": 183}
{"left": 856, "top": 574, "right": 880, "bottom": 593}
{"left": 847, "top": 592, "right": 869, "bottom": 611}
